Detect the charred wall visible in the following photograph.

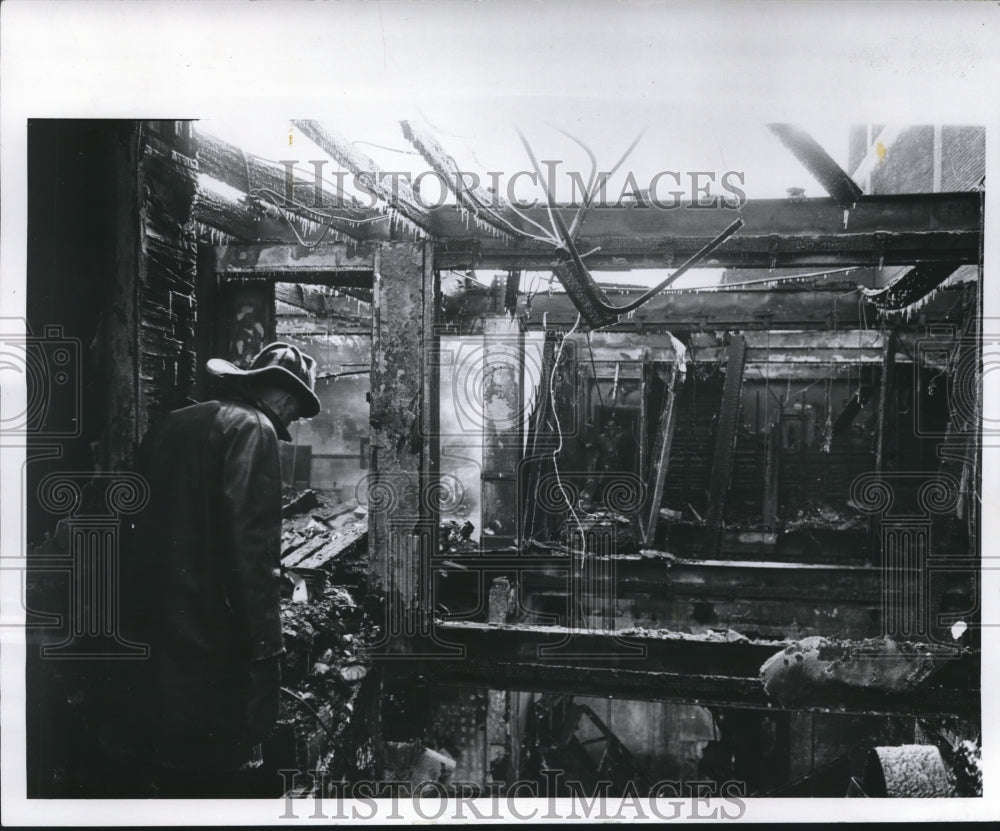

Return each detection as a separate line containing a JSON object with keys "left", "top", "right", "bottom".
{"left": 26, "top": 119, "right": 199, "bottom": 542}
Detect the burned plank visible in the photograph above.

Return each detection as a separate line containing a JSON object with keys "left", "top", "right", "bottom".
{"left": 387, "top": 622, "right": 975, "bottom": 716}
{"left": 293, "top": 526, "right": 368, "bottom": 570}
{"left": 642, "top": 361, "right": 683, "bottom": 546}
{"left": 704, "top": 335, "right": 747, "bottom": 556}
{"left": 442, "top": 285, "right": 973, "bottom": 334}
{"left": 431, "top": 192, "right": 981, "bottom": 269}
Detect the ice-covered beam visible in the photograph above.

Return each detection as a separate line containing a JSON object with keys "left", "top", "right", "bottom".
{"left": 195, "top": 130, "right": 371, "bottom": 239}
{"left": 401, "top": 120, "right": 526, "bottom": 239}
{"left": 293, "top": 119, "right": 435, "bottom": 235}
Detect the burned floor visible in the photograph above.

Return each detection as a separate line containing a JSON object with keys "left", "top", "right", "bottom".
{"left": 23, "top": 119, "right": 983, "bottom": 800}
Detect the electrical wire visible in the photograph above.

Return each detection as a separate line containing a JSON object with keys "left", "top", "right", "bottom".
{"left": 351, "top": 139, "right": 420, "bottom": 155}
{"left": 549, "top": 314, "right": 586, "bottom": 546}
{"left": 250, "top": 186, "right": 390, "bottom": 227}
{"left": 585, "top": 332, "right": 606, "bottom": 408}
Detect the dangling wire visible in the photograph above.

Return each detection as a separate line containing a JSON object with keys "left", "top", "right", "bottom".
{"left": 550, "top": 313, "right": 586, "bottom": 546}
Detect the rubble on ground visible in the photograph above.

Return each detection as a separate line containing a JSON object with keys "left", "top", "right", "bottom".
{"left": 281, "top": 487, "right": 367, "bottom": 573}
{"left": 277, "top": 487, "right": 371, "bottom": 768}
{"left": 440, "top": 520, "right": 478, "bottom": 554}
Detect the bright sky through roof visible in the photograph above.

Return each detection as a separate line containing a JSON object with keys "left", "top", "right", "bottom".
{"left": 197, "top": 112, "right": 863, "bottom": 291}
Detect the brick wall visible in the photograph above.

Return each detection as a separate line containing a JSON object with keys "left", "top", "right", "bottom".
{"left": 869, "top": 125, "right": 934, "bottom": 194}
{"left": 941, "top": 126, "right": 985, "bottom": 190}
{"left": 852, "top": 123, "right": 984, "bottom": 194}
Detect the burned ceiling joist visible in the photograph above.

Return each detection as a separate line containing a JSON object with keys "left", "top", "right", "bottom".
{"left": 767, "top": 123, "right": 865, "bottom": 208}
{"left": 213, "top": 241, "right": 376, "bottom": 288}
{"left": 194, "top": 129, "right": 373, "bottom": 241}
{"left": 401, "top": 119, "right": 529, "bottom": 240}
{"left": 441, "top": 283, "right": 969, "bottom": 333}
{"left": 433, "top": 192, "right": 980, "bottom": 271}
{"left": 292, "top": 119, "right": 436, "bottom": 236}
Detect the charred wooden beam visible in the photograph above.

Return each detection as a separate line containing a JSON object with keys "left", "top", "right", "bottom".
{"left": 192, "top": 187, "right": 261, "bottom": 241}
{"left": 768, "top": 124, "right": 864, "bottom": 208}
{"left": 862, "top": 263, "right": 964, "bottom": 312}
{"left": 434, "top": 192, "right": 979, "bottom": 241}
{"left": 705, "top": 335, "right": 747, "bottom": 556}
{"left": 293, "top": 119, "right": 434, "bottom": 235}
{"left": 431, "top": 192, "right": 981, "bottom": 269}
{"left": 446, "top": 554, "right": 884, "bottom": 603}
{"left": 401, "top": 120, "right": 527, "bottom": 240}
{"left": 642, "top": 362, "right": 683, "bottom": 546}
{"left": 274, "top": 283, "right": 372, "bottom": 319}
{"left": 195, "top": 131, "right": 374, "bottom": 241}
{"left": 387, "top": 622, "right": 975, "bottom": 716}
{"left": 213, "top": 241, "right": 376, "bottom": 289}
{"left": 443, "top": 284, "right": 970, "bottom": 333}
{"left": 192, "top": 189, "right": 350, "bottom": 245}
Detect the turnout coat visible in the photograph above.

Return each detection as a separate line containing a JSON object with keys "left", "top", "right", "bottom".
{"left": 118, "top": 398, "right": 285, "bottom": 770}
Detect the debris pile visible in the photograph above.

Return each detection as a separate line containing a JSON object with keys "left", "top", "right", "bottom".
{"left": 276, "top": 487, "right": 371, "bottom": 778}
{"left": 281, "top": 487, "right": 367, "bottom": 580}
{"left": 279, "top": 582, "right": 367, "bottom": 730}
{"left": 440, "top": 519, "right": 477, "bottom": 554}
{"left": 559, "top": 507, "right": 642, "bottom": 549}
{"left": 784, "top": 502, "right": 866, "bottom": 532}
{"left": 759, "top": 635, "right": 959, "bottom": 705}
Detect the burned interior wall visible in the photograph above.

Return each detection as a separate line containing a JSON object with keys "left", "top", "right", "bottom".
{"left": 26, "top": 120, "right": 198, "bottom": 536}
{"left": 25, "top": 120, "right": 200, "bottom": 796}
